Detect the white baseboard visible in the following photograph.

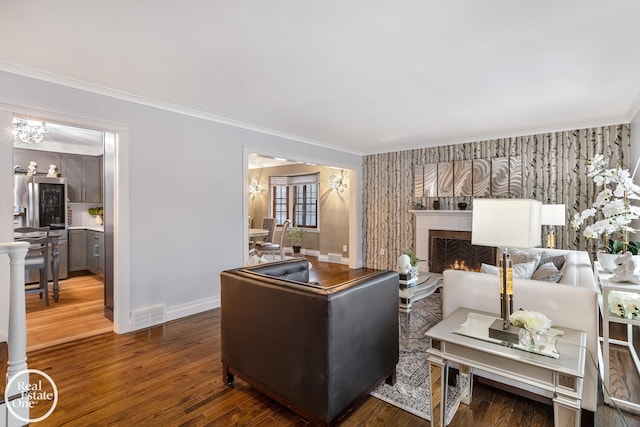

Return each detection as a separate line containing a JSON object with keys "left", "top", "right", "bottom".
{"left": 317, "top": 253, "right": 350, "bottom": 265}
{"left": 165, "top": 296, "right": 220, "bottom": 322}
{"left": 300, "top": 248, "right": 320, "bottom": 257}
{"left": 285, "top": 247, "right": 320, "bottom": 258}
{"left": 128, "top": 296, "right": 220, "bottom": 331}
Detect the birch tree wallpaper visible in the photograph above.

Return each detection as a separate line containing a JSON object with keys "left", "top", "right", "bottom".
{"left": 362, "top": 124, "right": 630, "bottom": 270}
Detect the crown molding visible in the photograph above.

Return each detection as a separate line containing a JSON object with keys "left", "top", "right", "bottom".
{"left": 0, "top": 61, "right": 364, "bottom": 156}
{"left": 367, "top": 117, "right": 633, "bottom": 155}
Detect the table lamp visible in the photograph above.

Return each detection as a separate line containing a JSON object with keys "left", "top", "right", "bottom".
{"left": 472, "top": 198, "right": 542, "bottom": 344}
{"left": 541, "top": 204, "right": 565, "bottom": 249}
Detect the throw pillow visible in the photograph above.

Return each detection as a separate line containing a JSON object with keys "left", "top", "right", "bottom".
{"left": 480, "top": 261, "right": 538, "bottom": 279}
{"left": 531, "top": 261, "right": 563, "bottom": 283}
{"left": 538, "top": 252, "right": 566, "bottom": 270}
{"left": 508, "top": 250, "right": 542, "bottom": 268}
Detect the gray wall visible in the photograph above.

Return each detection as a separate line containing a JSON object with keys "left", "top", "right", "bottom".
{"left": 0, "top": 70, "right": 362, "bottom": 335}
{"left": 363, "top": 125, "right": 630, "bottom": 270}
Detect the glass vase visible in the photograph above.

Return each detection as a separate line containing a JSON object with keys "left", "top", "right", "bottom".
{"left": 518, "top": 328, "right": 547, "bottom": 351}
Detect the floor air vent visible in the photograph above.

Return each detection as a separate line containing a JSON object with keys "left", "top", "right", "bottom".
{"left": 130, "top": 305, "right": 166, "bottom": 330}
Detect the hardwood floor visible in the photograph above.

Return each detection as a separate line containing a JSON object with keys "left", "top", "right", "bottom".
{"left": 26, "top": 273, "right": 113, "bottom": 352}
{"left": 19, "top": 259, "right": 640, "bottom": 426}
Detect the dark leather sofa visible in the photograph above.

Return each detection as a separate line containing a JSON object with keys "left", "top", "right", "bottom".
{"left": 220, "top": 258, "right": 399, "bottom": 426}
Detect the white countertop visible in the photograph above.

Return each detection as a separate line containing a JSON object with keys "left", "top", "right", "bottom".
{"left": 69, "top": 225, "right": 104, "bottom": 232}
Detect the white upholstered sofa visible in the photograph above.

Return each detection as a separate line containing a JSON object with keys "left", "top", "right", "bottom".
{"left": 442, "top": 248, "right": 599, "bottom": 416}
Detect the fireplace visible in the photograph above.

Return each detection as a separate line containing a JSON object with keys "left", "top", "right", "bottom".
{"left": 429, "top": 229, "right": 496, "bottom": 274}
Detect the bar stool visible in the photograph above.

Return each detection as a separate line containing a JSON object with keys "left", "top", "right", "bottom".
{"left": 14, "top": 226, "right": 50, "bottom": 307}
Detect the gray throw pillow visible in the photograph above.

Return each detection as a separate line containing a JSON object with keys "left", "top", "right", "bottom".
{"left": 480, "top": 261, "right": 538, "bottom": 279}
{"left": 508, "top": 250, "right": 542, "bottom": 268}
{"left": 538, "top": 252, "right": 566, "bottom": 270}
{"left": 531, "top": 261, "right": 563, "bottom": 283}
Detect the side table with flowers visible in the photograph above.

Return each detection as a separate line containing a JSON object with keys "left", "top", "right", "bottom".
{"left": 572, "top": 155, "right": 640, "bottom": 411}
{"left": 597, "top": 265, "right": 640, "bottom": 412}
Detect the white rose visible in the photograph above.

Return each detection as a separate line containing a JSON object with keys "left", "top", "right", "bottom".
{"left": 523, "top": 313, "right": 544, "bottom": 332}
{"left": 510, "top": 310, "right": 526, "bottom": 328}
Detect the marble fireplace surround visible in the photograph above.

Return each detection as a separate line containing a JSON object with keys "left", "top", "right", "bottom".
{"left": 410, "top": 210, "right": 474, "bottom": 272}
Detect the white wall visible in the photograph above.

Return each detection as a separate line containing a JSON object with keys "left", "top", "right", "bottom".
{"left": 0, "top": 70, "right": 362, "bottom": 333}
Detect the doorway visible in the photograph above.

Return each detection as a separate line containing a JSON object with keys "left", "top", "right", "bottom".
{"left": 12, "top": 118, "right": 115, "bottom": 350}
{"left": 246, "top": 152, "right": 355, "bottom": 267}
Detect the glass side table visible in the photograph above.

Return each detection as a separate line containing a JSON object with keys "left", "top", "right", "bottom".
{"left": 399, "top": 273, "right": 442, "bottom": 332}
{"left": 426, "top": 307, "right": 586, "bottom": 427}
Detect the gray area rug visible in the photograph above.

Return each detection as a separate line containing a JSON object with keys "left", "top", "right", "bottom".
{"left": 371, "top": 293, "right": 460, "bottom": 422}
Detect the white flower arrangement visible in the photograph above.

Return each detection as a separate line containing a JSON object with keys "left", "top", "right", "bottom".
{"left": 510, "top": 309, "right": 552, "bottom": 333}
{"left": 609, "top": 291, "right": 640, "bottom": 318}
{"left": 571, "top": 155, "right": 640, "bottom": 252}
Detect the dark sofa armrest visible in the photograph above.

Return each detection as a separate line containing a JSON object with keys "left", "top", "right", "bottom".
{"left": 242, "top": 258, "right": 311, "bottom": 283}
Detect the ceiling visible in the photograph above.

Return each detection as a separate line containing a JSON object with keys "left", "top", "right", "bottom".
{"left": 248, "top": 153, "right": 299, "bottom": 170}
{"left": 1, "top": 1, "right": 640, "bottom": 155}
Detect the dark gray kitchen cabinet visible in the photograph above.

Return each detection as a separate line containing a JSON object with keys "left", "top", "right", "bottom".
{"left": 60, "top": 154, "right": 102, "bottom": 202}
{"left": 87, "top": 230, "right": 104, "bottom": 278}
{"left": 68, "top": 229, "right": 87, "bottom": 272}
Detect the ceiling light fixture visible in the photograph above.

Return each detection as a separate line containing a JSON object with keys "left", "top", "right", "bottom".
{"left": 13, "top": 119, "right": 49, "bottom": 145}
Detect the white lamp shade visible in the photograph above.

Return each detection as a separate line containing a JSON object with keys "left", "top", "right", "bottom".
{"left": 541, "top": 204, "right": 565, "bottom": 226}
{"left": 471, "top": 198, "right": 542, "bottom": 248}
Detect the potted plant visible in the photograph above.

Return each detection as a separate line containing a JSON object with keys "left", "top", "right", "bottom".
{"left": 571, "top": 155, "right": 640, "bottom": 271}
{"left": 402, "top": 249, "right": 421, "bottom": 269}
{"left": 88, "top": 207, "right": 104, "bottom": 225}
{"left": 286, "top": 226, "right": 304, "bottom": 254}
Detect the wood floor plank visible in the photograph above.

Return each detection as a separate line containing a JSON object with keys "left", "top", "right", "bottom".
{"left": 25, "top": 273, "right": 113, "bottom": 351}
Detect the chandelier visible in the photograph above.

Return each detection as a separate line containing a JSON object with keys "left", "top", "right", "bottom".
{"left": 13, "top": 119, "right": 49, "bottom": 145}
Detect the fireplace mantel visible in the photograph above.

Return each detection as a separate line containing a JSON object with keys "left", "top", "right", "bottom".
{"left": 410, "top": 210, "right": 473, "bottom": 272}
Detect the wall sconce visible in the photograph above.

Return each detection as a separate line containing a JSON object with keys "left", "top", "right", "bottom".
{"left": 329, "top": 173, "right": 348, "bottom": 193}
{"left": 13, "top": 118, "right": 49, "bottom": 145}
{"left": 249, "top": 179, "right": 261, "bottom": 195}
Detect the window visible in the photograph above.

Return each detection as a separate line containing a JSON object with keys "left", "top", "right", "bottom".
{"left": 272, "top": 185, "right": 289, "bottom": 225}
{"left": 270, "top": 173, "right": 319, "bottom": 228}
{"left": 293, "top": 184, "right": 317, "bottom": 227}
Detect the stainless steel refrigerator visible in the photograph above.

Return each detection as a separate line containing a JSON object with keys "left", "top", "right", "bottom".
{"left": 13, "top": 174, "right": 69, "bottom": 281}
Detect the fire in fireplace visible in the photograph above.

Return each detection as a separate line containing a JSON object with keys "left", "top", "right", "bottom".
{"left": 429, "top": 230, "right": 496, "bottom": 274}
{"left": 449, "top": 259, "right": 473, "bottom": 271}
